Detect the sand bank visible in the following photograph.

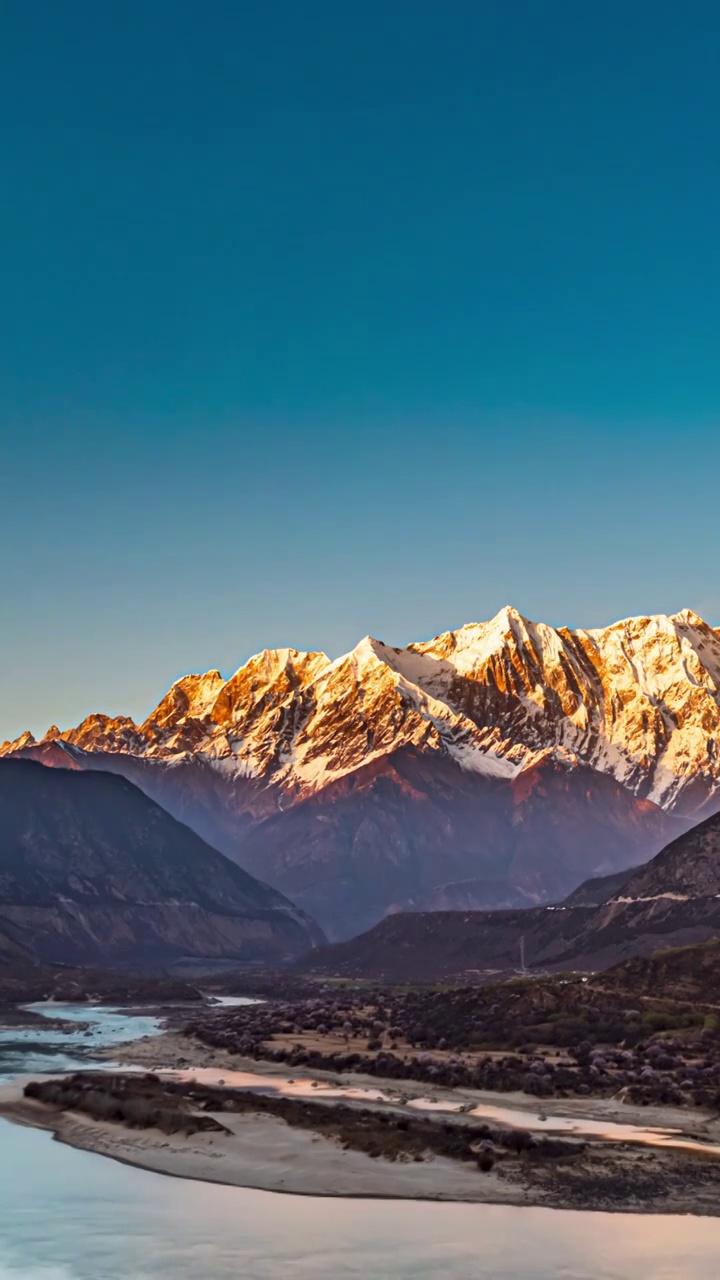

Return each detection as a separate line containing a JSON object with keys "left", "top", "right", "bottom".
{"left": 103, "top": 1027, "right": 720, "bottom": 1149}
{"left": 0, "top": 1078, "right": 520, "bottom": 1204}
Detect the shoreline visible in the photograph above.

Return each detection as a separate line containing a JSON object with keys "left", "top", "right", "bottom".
{"left": 0, "top": 1082, "right": 521, "bottom": 1206}
{"left": 4, "top": 1048, "right": 720, "bottom": 1214}
{"left": 101, "top": 1027, "right": 720, "bottom": 1147}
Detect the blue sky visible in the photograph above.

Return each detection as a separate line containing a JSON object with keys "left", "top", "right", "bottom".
{"left": 2, "top": 1, "right": 720, "bottom": 738}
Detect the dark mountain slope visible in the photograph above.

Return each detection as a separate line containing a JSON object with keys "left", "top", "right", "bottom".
{"left": 0, "top": 760, "right": 321, "bottom": 965}
{"left": 4, "top": 739, "right": 263, "bottom": 858}
{"left": 7, "top": 742, "right": 682, "bottom": 940}
{"left": 237, "top": 747, "right": 682, "bottom": 938}
{"left": 301, "top": 894, "right": 720, "bottom": 983}
{"left": 549, "top": 810, "right": 720, "bottom": 970}
{"left": 617, "top": 810, "right": 720, "bottom": 899}
{"left": 561, "top": 866, "right": 640, "bottom": 907}
{"left": 304, "top": 811, "right": 720, "bottom": 981}
{"left": 301, "top": 907, "right": 591, "bottom": 982}
{"left": 0, "top": 923, "right": 34, "bottom": 965}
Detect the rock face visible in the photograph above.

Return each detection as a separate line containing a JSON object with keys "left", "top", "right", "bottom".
{"left": 0, "top": 760, "right": 322, "bottom": 966}
{"left": 3, "top": 606, "right": 719, "bottom": 938}
{"left": 408, "top": 607, "right": 720, "bottom": 813}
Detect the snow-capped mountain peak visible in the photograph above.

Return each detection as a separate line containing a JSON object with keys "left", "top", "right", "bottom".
{"left": 3, "top": 608, "right": 720, "bottom": 815}
{"left": 6, "top": 608, "right": 718, "bottom": 938}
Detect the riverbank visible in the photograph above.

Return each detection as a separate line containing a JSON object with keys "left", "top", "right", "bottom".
{"left": 0, "top": 1077, "right": 519, "bottom": 1204}
{"left": 4, "top": 1054, "right": 720, "bottom": 1214}
{"left": 102, "top": 1027, "right": 720, "bottom": 1148}
{"left": 6, "top": 1003, "right": 720, "bottom": 1280}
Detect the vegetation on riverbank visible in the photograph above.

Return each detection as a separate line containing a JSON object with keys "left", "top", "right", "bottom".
{"left": 182, "top": 944, "right": 720, "bottom": 1108}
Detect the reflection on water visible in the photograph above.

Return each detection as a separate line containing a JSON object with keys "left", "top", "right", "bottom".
{"left": 1, "top": 1005, "right": 720, "bottom": 1278}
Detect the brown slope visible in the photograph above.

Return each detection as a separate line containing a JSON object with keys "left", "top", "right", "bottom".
{"left": 237, "top": 746, "right": 682, "bottom": 939}
{"left": 0, "top": 759, "right": 322, "bottom": 967}
{"left": 300, "top": 891, "right": 720, "bottom": 983}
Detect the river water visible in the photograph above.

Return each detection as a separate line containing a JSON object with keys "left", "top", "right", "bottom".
{"left": 1, "top": 1004, "right": 720, "bottom": 1280}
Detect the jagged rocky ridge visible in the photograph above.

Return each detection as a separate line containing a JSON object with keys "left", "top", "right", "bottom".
{"left": 3, "top": 607, "right": 718, "bottom": 937}
{"left": 0, "top": 760, "right": 321, "bottom": 966}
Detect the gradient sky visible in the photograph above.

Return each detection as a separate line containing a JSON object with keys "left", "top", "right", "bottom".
{"left": 2, "top": 1, "right": 720, "bottom": 739}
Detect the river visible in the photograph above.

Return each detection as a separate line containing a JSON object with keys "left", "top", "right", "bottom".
{"left": 1, "top": 1004, "right": 720, "bottom": 1279}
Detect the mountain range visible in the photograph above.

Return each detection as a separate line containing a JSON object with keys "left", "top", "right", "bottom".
{"left": 303, "top": 809, "right": 720, "bottom": 981}
{"left": 0, "top": 760, "right": 320, "bottom": 966}
{"left": 4, "top": 606, "right": 719, "bottom": 938}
